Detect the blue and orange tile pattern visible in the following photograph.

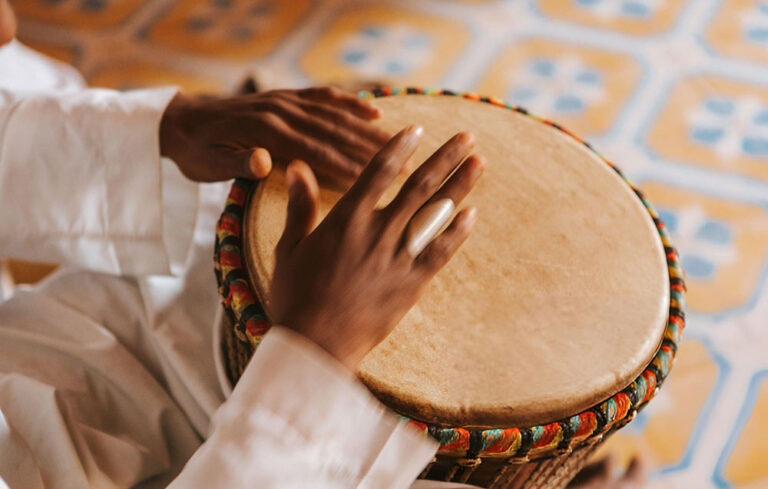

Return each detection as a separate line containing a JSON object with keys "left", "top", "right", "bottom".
{"left": 11, "top": 0, "right": 768, "bottom": 487}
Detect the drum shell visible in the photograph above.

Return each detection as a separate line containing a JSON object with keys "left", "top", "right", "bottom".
{"left": 422, "top": 437, "right": 601, "bottom": 489}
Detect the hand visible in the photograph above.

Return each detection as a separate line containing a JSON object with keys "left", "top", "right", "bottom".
{"left": 269, "top": 126, "right": 485, "bottom": 370}
{"left": 0, "top": 0, "right": 17, "bottom": 46}
{"left": 568, "top": 455, "right": 647, "bottom": 489}
{"left": 159, "top": 87, "right": 390, "bottom": 183}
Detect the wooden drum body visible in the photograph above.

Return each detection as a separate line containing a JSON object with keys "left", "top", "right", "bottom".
{"left": 214, "top": 88, "right": 686, "bottom": 488}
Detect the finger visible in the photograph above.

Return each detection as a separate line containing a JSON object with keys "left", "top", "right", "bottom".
{"left": 341, "top": 125, "right": 423, "bottom": 211}
{"left": 394, "top": 154, "right": 485, "bottom": 233}
{"left": 276, "top": 160, "right": 319, "bottom": 258}
{"left": 430, "top": 154, "right": 485, "bottom": 203}
{"left": 245, "top": 147, "right": 272, "bottom": 179}
{"left": 299, "top": 86, "right": 383, "bottom": 119}
{"left": 219, "top": 146, "right": 272, "bottom": 180}
{"left": 384, "top": 154, "right": 484, "bottom": 246}
{"left": 404, "top": 198, "right": 455, "bottom": 258}
{"left": 386, "top": 132, "right": 475, "bottom": 221}
{"left": 270, "top": 99, "right": 383, "bottom": 167}
{"left": 414, "top": 207, "right": 477, "bottom": 275}
{"left": 279, "top": 124, "right": 362, "bottom": 184}
{"left": 299, "top": 98, "right": 391, "bottom": 146}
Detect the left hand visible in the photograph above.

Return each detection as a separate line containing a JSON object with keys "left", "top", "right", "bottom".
{"left": 159, "top": 87, "right": 391, "bottom": 183}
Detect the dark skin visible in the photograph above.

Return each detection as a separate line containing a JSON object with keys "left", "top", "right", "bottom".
{"left": 271, "top": 127, "right": 484, "bottom": 370}
{"left": 160, "top": 87, "right": 391, "bottom": 184}
{"left": 0, "top": 0, "right": 16, "bottom": 46}
{"left": 2, "top": 4, "right": 390, "bottom": 185}
{"left": 160, "top": 92, "right": 488, "bottom": 369}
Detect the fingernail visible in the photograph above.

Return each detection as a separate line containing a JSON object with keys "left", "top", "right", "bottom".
{"left": 403, "top": 125, "right": 423, "bottom": 150}
{"left": 465, "top": 207, "right": 478, "bottom": 226}
{"left": 473, "top": 154, "right": 487, "bottom": 172}
{"left": 250, "top": 148, "right": 272, "bottom": 179}
{"left": 409, "top": 125, "right": 424, "bottom": 137}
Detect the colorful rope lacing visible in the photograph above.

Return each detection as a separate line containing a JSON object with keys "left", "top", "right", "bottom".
{"left": 213, "top": 87, "right": 686, "bottom": 461}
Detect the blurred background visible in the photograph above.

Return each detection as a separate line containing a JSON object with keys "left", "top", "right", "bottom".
{"left": 3, "top": 0, "right": 768, "bottom": 488}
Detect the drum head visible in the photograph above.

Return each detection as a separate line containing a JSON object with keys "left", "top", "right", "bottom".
{"left": 244, "top": 93, "right": 669, "bottom": 428}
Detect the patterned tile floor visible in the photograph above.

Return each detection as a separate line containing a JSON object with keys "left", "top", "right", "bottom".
{"left": 11, "top": 0, "right": 768, "bottom": 487}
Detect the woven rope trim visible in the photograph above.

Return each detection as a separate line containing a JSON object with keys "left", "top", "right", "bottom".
{"left": 213, "top": 87, "right": 686, "bottom": 461}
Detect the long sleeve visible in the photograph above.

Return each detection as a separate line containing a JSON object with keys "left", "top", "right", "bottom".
{"left": 0, "top": 275, "right": 440, "bottom": 489}
{"left": 169, "top": 326, "right": 439, "bottom": 489}
{"left": 0, "top": 83, "right": 198, "bottom": 276}
{"left": 0, "top": 39, "right": 449, "bottom": 489}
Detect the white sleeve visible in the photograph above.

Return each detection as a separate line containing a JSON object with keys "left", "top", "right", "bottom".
{"left": 0, "top": 300, "right": 439, "bottom": 489}
{"left": 0, "top": 86, "right": 198, "bottom": 276}
{"left": 169, "top": 326, "right": 439, "bottom": 489}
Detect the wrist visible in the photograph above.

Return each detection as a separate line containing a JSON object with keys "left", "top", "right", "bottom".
{"left": 282, "top": 320, "right": 368, "bottom": 372}
{"left": 159, "top": 92, "right": 192, "bottom": 162}
{"left": 312, "top": 336, "right": 367, "bottom": 372}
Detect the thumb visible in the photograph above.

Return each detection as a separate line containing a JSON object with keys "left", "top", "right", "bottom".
{"left": 276, "top": 160, "right": 319, "bottom": 258}
{"left": 241, "top": 147, "right": 272, "bottom": 179}
{"left": 221, "top": 147, "right": 272, "bottom": 180}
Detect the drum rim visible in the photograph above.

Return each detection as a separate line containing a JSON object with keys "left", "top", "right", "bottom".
{"left": 213, "top": 87, "right": 686, "bottom": 461}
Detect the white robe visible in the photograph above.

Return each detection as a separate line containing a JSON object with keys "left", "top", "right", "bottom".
{"left": 0, "top": 40, "right": 472, "bottom": 489}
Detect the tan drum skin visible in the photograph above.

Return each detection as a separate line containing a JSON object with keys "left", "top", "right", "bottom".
{"left": 244, "top": 94, "right": 670, "bottom": 429}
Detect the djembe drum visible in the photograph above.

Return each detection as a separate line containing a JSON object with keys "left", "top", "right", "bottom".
{"left": 214, "top": 88, "right": 686, "bottom": 489}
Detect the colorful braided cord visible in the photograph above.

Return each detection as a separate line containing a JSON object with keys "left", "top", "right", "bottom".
{"left": 213, "top": 87, "right": 686, "bottom": 461}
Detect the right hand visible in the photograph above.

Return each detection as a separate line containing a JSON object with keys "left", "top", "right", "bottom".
{"left": 160, "top": 87, "right": 390, "bottom": 184}
{"left": 269, "top": 126, "right": 485, "bottom": 370}
{"left": 0, "top": 0, "right": 16, "bottom": 46}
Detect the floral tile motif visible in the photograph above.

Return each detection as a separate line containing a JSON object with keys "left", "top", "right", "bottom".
{"left": 10, "top": 0, "right": 148, "bottom": 29}
{"left": 300, "top": 6, "right": 469, "bottom": 86}
{"left": 536, "top": 0, "right": 690, "bottom": 35}
{"left": 642, "top": 183, "right": 768, "bottom": 313}
{"left": 338, "top": 25, "right": 432, "bottom": 79}
{"left": 705, "top": 0, "right": 768, "bottom": 65}
{"left": 657, "top": 206, "right": 735, "bottom": 282}
{"left": 598, "top": 339, "right": 720, "bottom": 472}
{"left": 646, "top": 76, "right": 768, "bottom": 183}
{"left": 475, "top": 39, "right": 641, "bottom": 136}
{"left": 688, "top": 96, "right": 768, "bottom": 161}
{"left": 87, "top": 62, "right": 225, "bottom": 94}
{"left": 146, "top": 0, "right": 310, "bottom": 59}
